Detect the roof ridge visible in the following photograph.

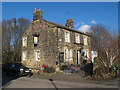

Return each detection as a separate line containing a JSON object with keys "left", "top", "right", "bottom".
{"left": 41, "top": 19, "right": 91, "bottom": 36}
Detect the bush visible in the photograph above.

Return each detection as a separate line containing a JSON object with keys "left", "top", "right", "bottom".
{"left": 60, "top": 65, "right": 68, "bottom": 70}
{"left": 94, "top": 66, "right": 110, "bottom": 75}
{"left": 44, "top": 66, "right": 55, "bottom": 73}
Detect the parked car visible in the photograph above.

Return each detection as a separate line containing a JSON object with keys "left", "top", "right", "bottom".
{"left": 3, "top": 63, "right": 32, "bottom": 77}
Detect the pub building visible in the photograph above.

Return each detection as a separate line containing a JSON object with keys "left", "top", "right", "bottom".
{"left": 21, "top": 8, "right": 91, "bottom": 69}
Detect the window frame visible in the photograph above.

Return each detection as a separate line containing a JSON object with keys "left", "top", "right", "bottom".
{"left": 23, "top": 52, "right": 27, "bottom": 61}
{"left": 64, "top": 49, "right": 68, "bottom": 60}
{"left": 75, "top": 34, "right": 80, "bottom": 43}
{"left": 22, "top": 37, "right": 27, "bottom": 46}
{"left": 65, "top": 31, "right": 70, "bottom": 42}
{"left": 35, "top": 51, "right": 40, "bottom": 61}
{"left": 69, "top": 49, "right": 72, "bottom": 60}
{"left": 34, "top": 36, "right": 38, "bottom": 45}
{"left": 84, "top": 36, "right": 87, "bottom": 45}
{"left": 84, "top": 50, "right": 89, "bottom": 59}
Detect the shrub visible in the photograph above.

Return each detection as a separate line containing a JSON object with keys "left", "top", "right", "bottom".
{"left": 60, "top": 65, "right": 68, "bottom": 70}
{"left": 44, "top": 66, "right": 55, "bottom": 73}
{"left": 94, "top": 57, "right": 104, "bottom": 68}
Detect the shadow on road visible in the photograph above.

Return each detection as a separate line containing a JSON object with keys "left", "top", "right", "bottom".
{"left": 2, "top": 71, "right": 18, "bottom": 87}
{"left": 49, "top": 79, "right": 58, "bottom": 90}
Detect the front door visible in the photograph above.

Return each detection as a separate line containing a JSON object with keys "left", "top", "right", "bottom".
{"left": 77, "top": 50, "right": 80, "bottom": 64}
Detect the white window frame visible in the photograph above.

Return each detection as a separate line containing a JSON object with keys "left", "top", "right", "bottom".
{"left": 84, "top": 37, "right": 87, "bottom": 45}
{"left": 22, "top": 37, "right": 27, "bottom": 46}
{"left": 36, "top": 51, "right": 40, "bottom": 61}
{"left": 34, "top": 36, "right": 38, "bottom": 44}
{"left": 76, "top": 35, "right": 80, "bottom": 43}
{"left": 84, "top": 50, "right": 89, "bottom": 59}
{"left": 65, "top": 49, "right": 68, "bottom": 60}
{"left": 69, "top": 49, "right": 72, "bottom": 60}
{"left": 23, "top": 52, "right": 27, "bottom": 61}
{"left": 65, "top": 32, "right": 70, "bottom": 42}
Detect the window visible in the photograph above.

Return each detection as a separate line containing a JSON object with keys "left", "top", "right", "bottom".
{"left": 59, "top": 53, "right": 64, "bottom": 63}
{"left": 23, "top": 37, "right": 27, "bottom": 46}
{"left": 69, "top": 49, "right": 72, "bottom": 60}
{"left": 65, "top": 32, "right": 70, "bottom": 42}
{"left": 84, "top": 50, "right": 89, "bottom": 59}
{"left": 23, "top": 52, "right": 27, "bottom": 60}
{"left": 34, "top": 36, "right": 38, "bottom": 44}
{"left": 76, "top": 35, "right": 80, "bottom": 43}
{"left": 64, "top": 49, "right": 72, "bottom": 60}
{"left": 36, "top": 51, "right": 40, "bottom": 61}
{"left": 65, "top": 49, "right": 68, "bottom": 60}
{"left": 84, "top": 37, "right": 87, "bottom": 45}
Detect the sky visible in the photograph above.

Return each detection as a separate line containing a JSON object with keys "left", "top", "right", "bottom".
{"left": 2, "top": 2, "right": 118, "bottom": 33}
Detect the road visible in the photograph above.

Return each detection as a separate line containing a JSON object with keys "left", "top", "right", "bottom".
{"left": 2, "top": 76, "right": 118, "bottom": 89}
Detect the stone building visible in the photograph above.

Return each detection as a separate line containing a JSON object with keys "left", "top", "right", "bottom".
{"left": 21, "top": 8, "right": 91, "bottom": 69}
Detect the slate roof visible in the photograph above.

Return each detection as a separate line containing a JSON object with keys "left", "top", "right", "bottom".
{"left": 42, "top": 19, "right": 91, "bottom": 37}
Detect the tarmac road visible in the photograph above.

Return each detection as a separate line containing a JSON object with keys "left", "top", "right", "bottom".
{"left": 2, "top": 77, "right": 118, "bottom": 89}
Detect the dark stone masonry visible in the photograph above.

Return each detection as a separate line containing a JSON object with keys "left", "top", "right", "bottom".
{"left": 21, "top": 8, "right": 91, "bottom": 69}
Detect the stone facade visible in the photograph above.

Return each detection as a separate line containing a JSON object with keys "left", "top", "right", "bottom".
{"left": 21, "top": 8, "right": 91, "bottom": 69}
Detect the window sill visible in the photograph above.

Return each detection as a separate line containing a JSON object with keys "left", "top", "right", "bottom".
{"left": 74, "top": 42, "right": 84, "bottom": 45}
{"left": 36, "top": 60, "right": 40, "bottom": 61}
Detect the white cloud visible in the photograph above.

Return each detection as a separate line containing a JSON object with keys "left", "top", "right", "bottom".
{"left": 78, "top": 24, "right": 91, "bottom": 33}
{"left": 91, "top": 20, "right": 96, "bottom": 24}
{"left": 75, "top": 22, "right": 80, "bottom": 27}
{"left": 81, "top": 22, "right": 85, "bottom": 25}
{"left": 75, "top": 21, "right": 85, "bottom": 27}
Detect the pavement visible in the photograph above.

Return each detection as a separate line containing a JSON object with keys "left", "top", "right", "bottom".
{"left": 2, "top": 76, "right": 119, "bottom": 88}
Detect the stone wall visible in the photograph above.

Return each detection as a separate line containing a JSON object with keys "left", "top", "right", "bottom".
{"left": 21, "top": 19, "right": 91, "bottom": 69}
{"left": 22, "top": 19, "right": 58, "bottom": 69}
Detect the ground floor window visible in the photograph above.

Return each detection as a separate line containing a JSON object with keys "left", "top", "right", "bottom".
{"left": 59, "top": 52, "right": 64, "bottom": 63}
{"left": 64, "top": 48, "right": 72, "bottom": 60}
{"left": 65, "top": 49, "right": 68, "bottom": 60}
{"left": 23, "top": 52, "right": 27, "bottom": 60}
{"left": 36, "top": 51, "right": 40, "bottom": 61}
{"left": 69, "top": 49, "right": 72, "bottom": 60}
{"left": 84, "top": 50, "right": 89, "bottom": 59}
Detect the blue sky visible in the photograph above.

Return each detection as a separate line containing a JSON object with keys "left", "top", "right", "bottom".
{"left": 2, "top": 2, "right": 118, "bottom": 33}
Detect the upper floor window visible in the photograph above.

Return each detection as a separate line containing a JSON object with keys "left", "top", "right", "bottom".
{"left": 84, "top": 37, "right": 87, "bottom": 45}
{"left": 23, "top": 52, "right": 27, "bottom": 60}
{"left": 34, "top": 36, "right": 38, "bottom": 47}
{"left": 36, "top": 51, "right": 40, "bottom": 61}
{"left": 65, "top": 32, "right": 70, "bottom": 42}
{"left": 76, "top": 35, "right": 80, "bottom": 43}
{"left": 22, "top": 37, "right": 27, "bottom": 46}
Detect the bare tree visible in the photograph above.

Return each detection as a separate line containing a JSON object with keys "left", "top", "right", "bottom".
{"left": 2, "top": 19, "right": 13, "bottom": 63}
{"left": 2, "top": 18, "right": 30, "bottom": 63}
{"left": 91, "top": 24, "right": 119, "bottom": 67}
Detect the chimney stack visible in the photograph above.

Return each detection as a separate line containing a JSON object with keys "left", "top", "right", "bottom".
{"left": 65, "top": 19, "right": 74, "bottom": 28}
{"left": 33, "top": 8, "right": 43, "bottom": 21}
